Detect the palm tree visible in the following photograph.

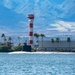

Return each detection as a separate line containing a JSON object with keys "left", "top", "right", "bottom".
{"left": 4, "top": 38, "right": 7, "bottom": 42}
{"left": 40, "top": 34, "right": 45, "bottom": 49}
{"left": 1, "top": 33, "right": 5, "bottom": 38}
{"left": 18, "top": 36, "right": 21, "bottom": 44}
{"left": 8, "top": 37, "right": 12, "bottom": 42}
{"left": 34, "top": 33, "right": 39, "bottom": 46}
{"left": 51, "top": 38, "right": 55, "bottom": 51}
{"left": 67, "top": 37, "right": 71, "bottom": 51}
{"left": 4, "top": 38, "right": 7, "bottom": 45}
{"left": 56, "top": 37, "right": 60, "bottom": 43}
{"left": 7, "top": 37, "right": 12, "bottom": 49}
{"left": 1, "top": 33, "right": 6, "bottom": 44}
{"left": 56, "top": 37, "right": 60, "bottom": 50}
{"left": 51, "top": 38, "right": 55, "bottom": 43}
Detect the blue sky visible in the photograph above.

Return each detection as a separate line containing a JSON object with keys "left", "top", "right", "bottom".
{"left": 0, "top": 0, "right": 75, "bottom": 38}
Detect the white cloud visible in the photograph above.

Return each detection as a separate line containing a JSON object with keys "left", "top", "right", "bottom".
{"left": 2, "top": 0, "right": 75, "bottom": 21}
{"left": 1, "top": 0, "right": 75, "bottom": 37}
{"left": 48, "top": 24, "right": 68, "bottom": 32}
{"left": 58, "top": 21, "right": 71, "bottom": 28}
{"left": 58, "top": 21, "right": 75, "bottom": 32}
{"left": 47, "top": 21, "right": 75, "bottom": 32}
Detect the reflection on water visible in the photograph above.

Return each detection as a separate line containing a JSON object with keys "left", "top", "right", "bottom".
{"left": 0, "top": 53, "right": 75, "bottom": 75}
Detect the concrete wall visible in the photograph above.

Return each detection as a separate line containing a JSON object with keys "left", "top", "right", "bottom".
{"left": 38, "top": 41, "right": 75, "bottom": 51}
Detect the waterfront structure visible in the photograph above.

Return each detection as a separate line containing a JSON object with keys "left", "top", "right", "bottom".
{"left": 38, "top": 41, "right": 75, "bottom": 51}
{"left": 22, "top": 43, "right": 31, "bottom": 52}
{"left": 28, "top": 14, "right": 34, "bottom": 47}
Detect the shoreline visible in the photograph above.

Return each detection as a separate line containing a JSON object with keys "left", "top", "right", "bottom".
{"left": 7, "top": 51, "right": 75, "bottom": 54}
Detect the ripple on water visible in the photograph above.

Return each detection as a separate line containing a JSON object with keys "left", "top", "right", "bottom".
{"left": 0, "top": 54, "right": 75, "bottom": 75}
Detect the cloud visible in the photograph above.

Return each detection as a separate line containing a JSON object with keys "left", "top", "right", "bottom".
{"left": 47, "top": 21, "right": 75, "bottom": 33}
{"left": 0, "top": 0, "right": 75, "bottom": 37}
{"left": 2, "top": 0, "right": 75, "bottom": 21}
{"left": 59, "top": 21, "right": 75, "bottom": 32}
{"left": 48, "top": 24, "right": 68, "bottom": 32}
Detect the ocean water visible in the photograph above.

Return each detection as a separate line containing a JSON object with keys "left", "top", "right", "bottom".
{"left": 0, "top": 53, "right": 75, "bottom": 75}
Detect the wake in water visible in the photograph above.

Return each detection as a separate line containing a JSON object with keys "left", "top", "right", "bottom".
{"left": 8, "top": 51, "right": 75, "bottom": 54}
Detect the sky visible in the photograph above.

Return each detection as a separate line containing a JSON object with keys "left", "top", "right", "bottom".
{"left": 0, "top": 0, "right": 75, "bottom": 38}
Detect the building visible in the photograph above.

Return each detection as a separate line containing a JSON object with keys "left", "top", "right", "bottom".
{"left": 28, "top": 14, "right": 34, "bottom": 48}
{"left": 38, "top": 41, "right": 75, "bottom": 51}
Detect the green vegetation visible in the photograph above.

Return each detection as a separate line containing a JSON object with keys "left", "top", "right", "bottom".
{"left": 0, "top": 44, "right": 23, "bottom": 52}
{"left": 0, "top": 45, "right": 11, "bottom": 52}
{"left": 72, "top": 49, "right": 75, "bottom": 52}
{"left": 67, "top": 37, "right": 71, "bottom": 51}
{"left": 34, "top": 33, "right": 45, "bottom": 50}
{"left": 18, "top": 36, "right": 21, "bottom": 44}
{"left": 13, "top": 44, "right": 23, "bottom": 51}
{"left": 34, "top": 33, "right": 40, "bottom": 46}
{"left": 0, "top": 33, "right": 75, "bottom": 52}
{"left": 51, "top": 38, "right": 55, "bottom": 43}
{"left": 56, "top": 37, "right": 60, "bottom": 43}
{"left": 39, "top": 34, "right": 45, "bottom": 49}
{"left": 0, "top": 33, "right": 23, "bottom": 52}
{"left": 8, "top": 37, "right": 12, "bottom": 42}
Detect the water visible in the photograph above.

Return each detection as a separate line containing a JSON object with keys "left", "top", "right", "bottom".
{"left": 0, "top": 53, "right": 75, "bottom": 75}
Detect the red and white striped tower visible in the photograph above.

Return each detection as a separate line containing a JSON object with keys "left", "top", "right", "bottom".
{"left": 28, "top": 14, "right": 34, "bottom": 47}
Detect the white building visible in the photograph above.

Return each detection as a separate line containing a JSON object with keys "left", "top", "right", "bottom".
{"left": 38, "top": 41, "right": 75, "bottom": 51}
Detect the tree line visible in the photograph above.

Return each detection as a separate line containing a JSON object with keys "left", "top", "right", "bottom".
{"left": 34, "top": 33, "right": 73, "bottom": 51}
{"left": 0, "top": 33, "right": 73, "bottom": 52}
